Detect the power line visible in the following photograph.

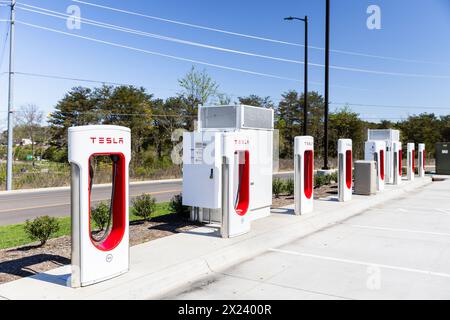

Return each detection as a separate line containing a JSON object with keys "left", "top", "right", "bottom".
{"left": 331, "top": 102, "right": 450, "bottom": 111}
{"left": 16, "top": 21, "right": 312, "bottom": 83}
{"left": 17, "top": 3, "right": 450, "bottom": 80}
{"left": 14, "top": 71, "right": 178, "bottom": 92}
{"left": 0, "top": 11, "right": 11, "bottom": 71}
{"left": 17, "top": 4, "right": 305, "bottom": 66}
{"left": 71, "top": 0, "right": 450, "bottom": 68}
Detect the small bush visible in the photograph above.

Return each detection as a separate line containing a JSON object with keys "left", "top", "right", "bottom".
{"left": 170, "top": 194, "right": 190, "bottom": 218}
{"left": 285, "top": 178, "right": 295, "bottom": 196}
{"left": 132, "top": 194, "right": 157, "bottom": 221}
{"left": 329, "top": 172, "right": 338, "bottom": 183}
{"left": 91, "top": 202, "right": 110, "bottom": 231}
{"left": 273, "top": 178, "right": 285, "bottom": 198}
{"left": 314, "top": 172, "right": 338, "bottom": 188}
{"left": 24, "top": 216, "right": 60, "bottom": 246}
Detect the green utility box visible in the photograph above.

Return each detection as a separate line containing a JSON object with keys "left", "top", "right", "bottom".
{"left": 436, "top": 143, "right": 450, "bottom": 175}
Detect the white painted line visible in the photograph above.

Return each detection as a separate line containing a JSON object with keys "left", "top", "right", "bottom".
{"left": 269, "top": 248, "right": 450, "bottom": 279}
{"left": 345, "top": 224, "right": 450, "bottom": 237}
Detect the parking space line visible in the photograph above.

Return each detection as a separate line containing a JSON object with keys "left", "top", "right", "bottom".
{"left": 344, "top": 224, "right": 450, "bottom": 237}
{"left": 367, "top": 206, "right": 450, "bottom": 216}
{"left": 269, "top": 248, "right": 450, "bottom": 279}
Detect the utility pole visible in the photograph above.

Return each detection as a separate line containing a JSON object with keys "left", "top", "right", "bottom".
{"left": 6, "top": 0, "right": 16, "bottom": 190}
{"left": 323, "top": 0, "right": 330, "bottom": 170}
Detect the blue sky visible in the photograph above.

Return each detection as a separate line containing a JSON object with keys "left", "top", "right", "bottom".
{"left": 0, "top": 0, "right": 449, "bottom": 129}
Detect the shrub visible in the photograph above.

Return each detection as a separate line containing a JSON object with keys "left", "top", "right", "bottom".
{"left": 132, "top": 194, "right": 157, "bottom": 221}
{"left": 314, "top": 172, "right": 338, "bottom": 188}
{"left": 272, "top": 178, "right": 285, "bottom": 198}
{"left": 170, "top": 194, "right": 190, "bottom": 218}
{"left": 91, "top": 202, "right": 110, "bottom": 231}
{"left": 285, "top": 178, "right": 295, "bottom": 196}
{"left": 24, "top": 216, "right": 60, "bottom": 246}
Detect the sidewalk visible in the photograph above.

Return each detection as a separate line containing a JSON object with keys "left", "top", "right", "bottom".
{"left": 0, "top": 177, "right": 432, "bottom": 300}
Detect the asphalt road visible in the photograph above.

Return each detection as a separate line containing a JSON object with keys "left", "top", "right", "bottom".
{"left": 0, "top": 172, "right": 293, "bottom": 226}
{"left": 167, "top": 178, "right": 450, "bottom": 300}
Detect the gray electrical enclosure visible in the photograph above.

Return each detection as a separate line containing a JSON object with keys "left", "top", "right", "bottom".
{"left": 436, "top": 143, "right": 450, "bottom": 175}
{"left": 354, "top": 160, "right": 377, "bottom": 195}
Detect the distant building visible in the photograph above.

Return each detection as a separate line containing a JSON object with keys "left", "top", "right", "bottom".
{"left": 17, "top": 139, "right": 33, "bottom": 146}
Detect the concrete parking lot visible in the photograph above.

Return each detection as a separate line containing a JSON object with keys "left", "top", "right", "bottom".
{"left": 167, "top": 178, "right": 450, "bottom": 300}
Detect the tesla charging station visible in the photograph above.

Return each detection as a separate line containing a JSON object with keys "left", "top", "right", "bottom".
{"left": 367, "top": 129, "right": 400, "bottom": 184}
{"left": 338, "top": 139, "right": 352, "bottom": 202}
{"left": 68, "top": 125, "right": 131, "bottom": 288}
{"left": 365, "top": 140, "right": 386, "bottom": 191}
{"left": 294, "top": 136, "right": 314, "bottom": 215}
{"left": 392, "top": 141, "right": 402, "bottom": 185}
{"left": 407, "top": 143, "right": 415, "bottom": 181}
{"left": 418, "top": 143, "right": 426, "bottom": 177}
{"left": 182, "top": 105, "right": 273, "bottom": 238}
{"left": 183, "top": 132, "right": 251, "bottom": 238}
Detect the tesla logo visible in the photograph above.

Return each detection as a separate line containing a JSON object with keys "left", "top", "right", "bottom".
{"left": 106, "top": 254, "right": 113, "bottom": 263}
{"left": 90, "top": 137, "right": 124, "bottom": 144}
{"left": 234, "top": 139, "right": 249, "bottom": 145}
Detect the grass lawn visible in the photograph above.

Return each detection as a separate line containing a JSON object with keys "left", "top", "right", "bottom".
{"left": 0, "top": 202, "right": 173, "bottom": 250}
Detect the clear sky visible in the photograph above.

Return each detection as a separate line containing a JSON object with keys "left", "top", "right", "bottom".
{"left": 0, "top": 0, "right": 449, "bottom": 130}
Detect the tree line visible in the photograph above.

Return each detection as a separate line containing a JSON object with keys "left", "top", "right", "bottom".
{"left": 1, "top": 67, "right": 450, "bottom": 173}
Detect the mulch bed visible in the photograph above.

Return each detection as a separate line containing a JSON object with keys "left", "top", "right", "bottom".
{"left": 0, "top": 184, "right": 338, "bottom": 285}
{"left": 271, "top": 183, "right": 338, "bottom": 208}
{"left": 0, "top": 215, "right": 199, "bottom": 285}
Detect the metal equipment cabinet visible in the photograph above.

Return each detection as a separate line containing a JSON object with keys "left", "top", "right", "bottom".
{"left": 354, "top": 160, "right": 377, "bottom": 195}
{"left": 436, "top": 143, "right": 450, "bottom": 175}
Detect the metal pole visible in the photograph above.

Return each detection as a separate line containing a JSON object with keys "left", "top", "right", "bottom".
{"left": 323, "top": 0, "right": 330, "bottom": 170}
{"left": 6, "top": 0, "right": 16, "bottom": 190}
{"left": 303, "top": 16, "right": 308, "bottom": 136}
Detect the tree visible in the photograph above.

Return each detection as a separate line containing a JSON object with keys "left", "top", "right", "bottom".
{"left": 48, "top": 87, "right": 98, "bottom": 152}
{"left": 276, "top": 91, "right": 324, "bottom": 159}
{"left": 178, "top": 66, "right": 221, "bottom": 130}
{"left": 397, "top": 113, "right": 443, "bottom": 156}
{"left": 15, "top": 104, "right": 44, "bottom": 165}
{"left": 148, "top": 97, "right": 185, "bottom": 161}
{"left": 276, "top": 90, "right": 301, "bottom": 159}
{"left": 238, "top": 95, "right": 274, "bottom": 109}
{"left": 329, "top": 107, "right": 365, "bottom": 159}
{"left": 440, "top": 115, "right": 450, "bottom": 142}
{"left": 95, "top": 85, "right": 154, "bottom": 169}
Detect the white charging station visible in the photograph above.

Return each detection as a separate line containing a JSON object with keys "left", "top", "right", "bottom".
{"left": 365, "top": 140, "right": 386, "bottom": 191}
{"left": 392, "top": 141, "right": 402, "bottom": 185}
{"left": 367, "top": 129, "right": 400, "bottom": 184}
{"left": 407, "top": 143, "right": 415, "bottom": 181}
{"left": 183, "top": 105, "right": 273, "bottom": 233}
{"left": 294, "top": 136, "right": 314, "bottom": 215}
{"left": 418, "top": 143, "right": 426, "bottom": 178}
{"left": 338, "top": 139, "right": 352, "bottom": 202}
{"left": 183, "top": 131, "right": 251, "bottom": 238}
{"left": 68, "top": 125, "right": 131, "bottom": 288}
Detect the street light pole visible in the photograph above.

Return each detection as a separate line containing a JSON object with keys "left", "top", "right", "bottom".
{"left": 284, "top": 16, "right": 308, "bottom": 136}
{"left": 303, "top": 16, "right": 308, "bottom": 136}
{"left": 6, "top": 0, "right": 16, "bottom": 190}
{"left": 323, "top": 0, "right": 330, "bottom": 170}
